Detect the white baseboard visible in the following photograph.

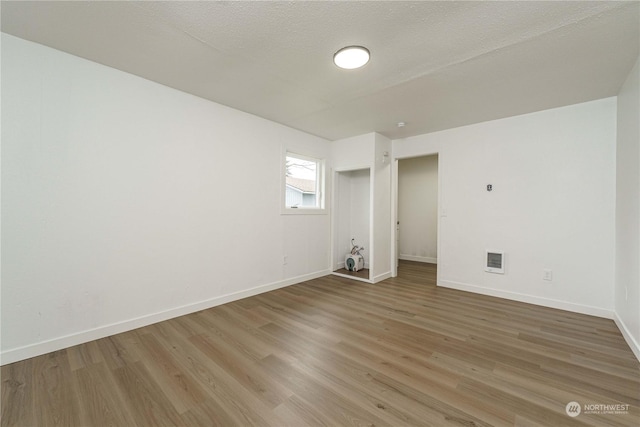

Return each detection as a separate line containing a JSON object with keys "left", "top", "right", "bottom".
{"left": 399, "top": 254, "right": 437, "bottom": 264}
{"left": 438, "top": 280, "right": 615, "bottom": 319}
{"left": 330, "top": 270, "right": 390, "bottom": 284}
{"left": 613, "top": 313, "right": 640, "bottom": 362}
{"left": 0, "top": 269, "right": 331, "bottom": 366}
{"left": 373, "top": 271, "right": 392, "bottom": 283}
{"left": 331, "top": 272, "right": 371, "bottom": 284}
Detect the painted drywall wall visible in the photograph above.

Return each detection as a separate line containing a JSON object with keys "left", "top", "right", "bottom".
{"left": 330, "top": 133, "right": 375, "bottom": 170}
{"left": 393, "top": 98, "right": 617, "bottom": 317}
{"left": 615, "top": 56, "right": 640, "bottom": 359}
{"left": 372, "top": 133, "right": 392, "bottom": 282}
{"left": 334, "top": 169, "right": 370, "bottom": 269}
{"left": 398, "top": 155, "right": 438, "bottom": 264}
{"left": 1, "top": 34, "right": 331, "bottom": 364}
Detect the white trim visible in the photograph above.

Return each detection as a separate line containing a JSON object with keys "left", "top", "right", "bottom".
{"left": 391, "top": 158, "right": 399, "bottom": 278}
{"left": 372, "top": 271, "right": 392, "bottom": 283}
{"left": 333, "top": 165, "right": 372, "bottom": 173}
{"left": 0, "top": 269, "right": 330, "bottom": 366}
{"left": 369, "top": 166, "right": 376, "bottom": 287}
{"left": 613, "top": 313, "right": 640, "bottom": 362}
{"left": 399, "top": 254, "right": 437, "bottom": 264}
{"left": 438, "top": 280, "right": 615, "bottom": 319}
{"left": 331, "top": 271, "right": 372, "bottom": 284}
{"left": 281, "top": 207, "right": 327, "bottom": 215}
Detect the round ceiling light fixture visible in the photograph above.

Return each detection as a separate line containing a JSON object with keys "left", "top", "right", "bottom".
{"left": 333, "top": 46, "right": 370, "bottom": 70}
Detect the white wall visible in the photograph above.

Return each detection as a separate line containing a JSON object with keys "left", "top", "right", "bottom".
{"left": 394, "top": 98, "right": 617, "bottom": 317}
{"left": 398, "top": 155, "right": 438, "bottom": 264}
{"left": 372, "top": 133, "right": 392, "bottom": 282}
{"left": 331, "top": 133, "right": 375, "bottom": 170}
{"left": 615, "top": 56, "right": 640, "bottom": 360}
{"left": 1, "top": 34, "right": 331, "bottom": 364}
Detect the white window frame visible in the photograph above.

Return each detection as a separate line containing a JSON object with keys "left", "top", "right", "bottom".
{"left": 282, "top": 151, "right": 326, "bottom": 215}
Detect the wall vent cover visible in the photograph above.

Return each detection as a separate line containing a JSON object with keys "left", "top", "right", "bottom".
{"left": 485, "top": 250, "right": 505, "bottom": 274}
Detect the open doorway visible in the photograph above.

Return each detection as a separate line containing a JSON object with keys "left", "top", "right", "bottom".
{"left": 397, "top": 154, "right": 439, "bottom": 272}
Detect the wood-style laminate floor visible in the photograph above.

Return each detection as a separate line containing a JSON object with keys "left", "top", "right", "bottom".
{"left": 2, "top": 261, "right": 639, "bottom": 426}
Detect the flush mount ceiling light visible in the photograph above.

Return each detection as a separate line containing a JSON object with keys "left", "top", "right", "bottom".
{"left": 333, "top": 46, "right": 370, "bottom": 69}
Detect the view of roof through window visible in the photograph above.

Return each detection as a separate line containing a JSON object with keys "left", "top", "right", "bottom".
{"left": 285, "top": 155, "right": 318, "bottom": 208}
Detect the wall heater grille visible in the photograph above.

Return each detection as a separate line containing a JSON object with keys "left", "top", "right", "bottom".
{"left": 485, "top": 250, "right": 505, "bottom": 274}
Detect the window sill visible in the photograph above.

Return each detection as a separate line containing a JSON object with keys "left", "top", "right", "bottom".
{"left": 281, "top": 208, "right": 327, "bottom": 215}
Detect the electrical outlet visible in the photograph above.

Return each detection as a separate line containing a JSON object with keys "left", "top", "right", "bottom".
{"left": 283, "top": 255, "right": 288, "bottom": 265}
{"left": 543, "top": 269, "right": 553, "bottom": 282}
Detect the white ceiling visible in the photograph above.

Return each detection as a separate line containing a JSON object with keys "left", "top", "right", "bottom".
{"left": 2, "top": 1, "right": 639, "bottom": 141}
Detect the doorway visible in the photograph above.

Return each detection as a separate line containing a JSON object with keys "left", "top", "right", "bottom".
{"left": 396, "top": 154, "right": 439, "bottom": 271}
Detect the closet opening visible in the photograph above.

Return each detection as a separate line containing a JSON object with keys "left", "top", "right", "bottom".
{"left": 332, "top": 167, "right": 372, "bottom": 283}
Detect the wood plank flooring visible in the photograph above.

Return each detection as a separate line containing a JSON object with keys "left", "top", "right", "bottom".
{"left": 2, "top": 261, "right": 639, "bottom": 426}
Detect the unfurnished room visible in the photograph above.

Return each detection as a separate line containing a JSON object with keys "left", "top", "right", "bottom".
{"left": 1, "top": 1, "right": 639, "bottom": 426}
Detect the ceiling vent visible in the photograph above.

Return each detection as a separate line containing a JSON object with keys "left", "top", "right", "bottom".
{"left": 485, "top": 250, "right": 505, "bottom": 274}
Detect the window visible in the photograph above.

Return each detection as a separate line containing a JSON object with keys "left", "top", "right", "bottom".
{"left": 284, "top": 152, "right": 325, "bottom": 212}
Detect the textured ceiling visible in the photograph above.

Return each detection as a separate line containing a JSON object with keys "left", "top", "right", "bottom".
{"left": 2, "top": 1, "right": 639, "bottom": 141}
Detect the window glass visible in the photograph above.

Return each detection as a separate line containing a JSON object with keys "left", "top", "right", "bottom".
{"left": 285, "top": 153, "right": 323, "bottom": 210}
